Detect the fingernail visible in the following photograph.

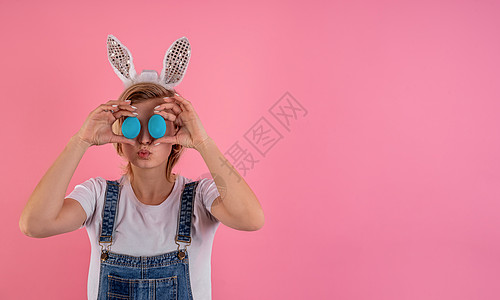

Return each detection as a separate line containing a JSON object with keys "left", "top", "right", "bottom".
{"left": 125, "top": 99, "right": 131, "bottom": 102}
{"left": 154, "top": 105, "right": 161, "bottom": 109}
{"left": 132, "top": 112, "right": 138, "bottom": 115}
{"left": 154, "top": 142, "right": 160, "bottom": 146}
{"left": 112, "top": 104, "right": 118, "bottom": 107}
{"left": 131, "top": 105, "right": 137, "bottom": 109}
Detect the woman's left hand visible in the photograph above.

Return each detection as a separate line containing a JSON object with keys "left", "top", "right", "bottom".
{"left": 153, "top": 93, "right": 210, "bottom": 150}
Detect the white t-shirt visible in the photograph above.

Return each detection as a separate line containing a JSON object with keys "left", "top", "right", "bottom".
{"left": 66, "top": 173, "right": 221, "bottom": 300}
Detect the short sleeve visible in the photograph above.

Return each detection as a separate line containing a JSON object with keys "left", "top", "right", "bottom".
{"left": 65, "top": 177, "right": 104, "bottom": 228}
{"left": 197, "top": 178, "right": 221, "bottom": 222}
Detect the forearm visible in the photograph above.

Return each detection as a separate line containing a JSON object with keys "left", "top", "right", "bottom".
{"left": 20, "top": 135, "right": 91, "bottom": 231}
{"left": 195, "top": 137, "right": 264, "bottom": 227}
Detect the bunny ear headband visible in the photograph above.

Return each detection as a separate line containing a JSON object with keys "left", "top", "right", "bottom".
{"left": 106, "top": 34, "right": 191, "bottom": 91}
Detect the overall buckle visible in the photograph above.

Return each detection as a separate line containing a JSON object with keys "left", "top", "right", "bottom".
{"left": 175, "top": 235, "right": 191, "bottom": 260}
{"left": 99, "top": 237, "right": 113, "bottom": 262}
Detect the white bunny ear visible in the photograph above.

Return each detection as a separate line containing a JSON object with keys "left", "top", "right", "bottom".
{"left": 107, "top": 34, "right": 137, "bottom": 88}
{"left": 160, "top": 37, "right": 191, "bottom": 90}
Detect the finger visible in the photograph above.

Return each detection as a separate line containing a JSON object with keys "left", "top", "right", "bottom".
{"left": 97, "top": 105, "right": 120, "bottom": 118}
{"left": 101, "top": 101, "right": 136, "bottom": 112}
{"left": 159, "top": 106, "right": 181, "bottom": 117}
{"left": 117, "top": 103, "right": 137, "bottom": 112}
{"left": 113, "top": 109, "right": 138, "bottom": 118}
{"left": 104, "top": 99, "right": 130, "bottom": 106}
{"left": 153, "top": 110, "right": 177, "bottom": 122}
{"left": 158, "top": 100, "right": 183, "bottom": 114}
{"left": 112, "top": 100, "right": 136, "bottom": 112}
{"left": 173, "top": 126, "right": 181, "bottom": 136}
{"left": 101, "top": 100, "right": 135, "bottom": 111}
{"left": 172, "top": 116, "right": 183, "bottom": 128}
{"left": 170, "top": 94, "right": 191, "bottom": 112}
{"left": 153, "top": 135, "right": 178, "bottom": 146}
{"left": 155, "top": 100, "right": 181, "bottom": 113}
{"left": 99, "top": 104, "right": 121, "bottom": 113}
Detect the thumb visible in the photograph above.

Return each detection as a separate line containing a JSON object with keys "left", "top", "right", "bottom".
{"left": 154, "top": 135, "right": 178, "bottom": 146}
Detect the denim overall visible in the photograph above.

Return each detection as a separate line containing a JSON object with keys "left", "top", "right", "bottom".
{"left": 96, "top": 179, "right": 200, "bottom": 300}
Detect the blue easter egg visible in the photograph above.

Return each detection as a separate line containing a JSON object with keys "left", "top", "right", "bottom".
{"left": 122, "top": 117, "right": 141, "bottom": 139}
{"left": 148, "top": 114, "right": 166, "bottom": 139}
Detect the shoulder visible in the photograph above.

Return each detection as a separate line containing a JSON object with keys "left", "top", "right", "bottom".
{"left": 179, "top": 176, "right": 215, "bottom": 192}
{"left": 74, "top": 176, "right": 106, "bottom": 190}
{"left": 196, "top": 177, "right": 217, "bottom": 191}
{"left": 72, "top": 176, "right": 120, "bottom": 198}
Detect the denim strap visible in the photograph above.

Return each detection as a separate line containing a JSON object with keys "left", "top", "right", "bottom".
{"left": 99, "top": 180, "right": 121, "bottom": 243}
{"left": 99, "top": 179, "right": 199, "bottom": 245}
{"left": 176, "top": 181, "right": 200, "bottom": 244}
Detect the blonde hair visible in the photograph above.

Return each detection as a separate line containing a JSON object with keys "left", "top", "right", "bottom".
{"left": 111, "top": 82, "right": 185, "bottom": 183}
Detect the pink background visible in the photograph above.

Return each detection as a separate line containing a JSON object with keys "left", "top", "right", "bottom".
{"left": 1, "top": 0, "right": 499, "bottom": 299}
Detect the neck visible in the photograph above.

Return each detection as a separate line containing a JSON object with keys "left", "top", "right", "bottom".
{"left": 128, "top": 166, "right": 177, "bottom": 205}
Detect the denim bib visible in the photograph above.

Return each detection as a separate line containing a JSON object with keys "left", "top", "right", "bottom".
{"left": 96, "top": 179, "right": 200, "bottom": 300}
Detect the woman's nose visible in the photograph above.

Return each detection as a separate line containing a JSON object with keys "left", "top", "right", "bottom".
{"left": 137, "top": 120, "right": 154, "bottom": 143}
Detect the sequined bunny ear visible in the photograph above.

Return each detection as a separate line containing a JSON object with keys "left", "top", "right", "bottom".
{"left": 107, "top": 34, "right": 137, "bottom": 88}
{"left": 160, "top": 37, "right": 192, "bottom": 90}
{"left": 107, "top": 34, "right": 191, "bottom": 90}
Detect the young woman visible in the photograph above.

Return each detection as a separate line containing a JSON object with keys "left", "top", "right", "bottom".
{"left": 19, "top": 34, "right": 264, "bottom": 300}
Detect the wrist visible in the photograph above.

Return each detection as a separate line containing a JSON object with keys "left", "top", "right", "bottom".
{"left": 70, "top": 135, "right": 92, "bottom": 150}
{"left": 194, "top": 136, "right": 213, "bottom": 153}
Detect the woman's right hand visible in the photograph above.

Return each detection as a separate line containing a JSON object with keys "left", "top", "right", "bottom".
{"left": 75, "top": 100, "right": 138, "bottom": 147}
